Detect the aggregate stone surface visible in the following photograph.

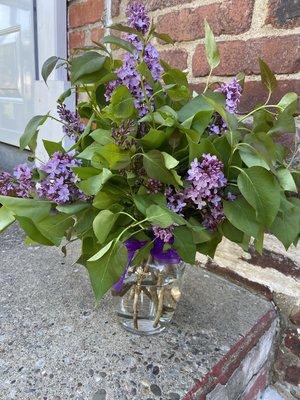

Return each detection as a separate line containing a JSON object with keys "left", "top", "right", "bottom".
{"left": 0, "top": 225, "right": 272, "bottom": 400}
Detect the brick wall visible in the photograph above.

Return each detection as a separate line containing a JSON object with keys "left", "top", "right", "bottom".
{"left": 67, "top": 0, "right": 299, "bottom": 112}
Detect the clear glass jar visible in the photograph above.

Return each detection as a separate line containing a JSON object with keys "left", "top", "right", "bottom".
{"left": 112, "top": 260, "right": 186, "bottom": 335}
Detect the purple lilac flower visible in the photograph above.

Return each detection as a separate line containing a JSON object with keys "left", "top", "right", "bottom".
{"left": 152, "top": 225, "right": 174, "bottom": 243}
{"left": 227, "top": 192, "right": 236, "bottom": 201}
{"left": 105, "top": 4, "right": 162, "bottom": 116}
{"left": 165, "top": 187, "right": 186, "bottom": 214}
{"left": 146, "top": 179, "right": 163, "bottom": 194}
{"left": 216, "top": 77, "right": 242, "bottom": 114}
{"left": 126, "top": 2, "right": 150, "bottom": 34}
{"left": 13, "top": 164, "right": 33, "bottom": 198}
{"left": 144, "top": 43, "right": 163, "bottom": 81}
{"left": 0, "top": 172, "right": 15, "bottom": 196}
{"left": 57, "top": 104, "right": 84, "bottom": 140}
{"left": 185, "top": 154, "right": 227, "bottom": 230}
{"left": 202, "top": 204, "right": 225, "bottom": 230}
{"left": 209, "top": 78, "right": 242, "bottom": 135}
{"left": 37, "top": 152, "right": 85, "bottom": 204}
{"left": 112, "top": 120, "right": 136, "bottom": 150}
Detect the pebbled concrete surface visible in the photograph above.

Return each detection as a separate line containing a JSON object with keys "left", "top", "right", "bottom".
{"left": 0, "top": 225, "right": 273, "bottom": 400}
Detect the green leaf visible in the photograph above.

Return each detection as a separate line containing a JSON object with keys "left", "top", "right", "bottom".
{"left": 93, "top": 210, "right": 118, "bottom": 243}
{"left": 238, "top": 143, "right": 270, "bottom": 170}
{"left": 221, "top": 219, "right": 244, "bottom": 243}
{"left": 173, "top": 226, "right": 196, "bottom": 264}
{"left": 178, "top": 94, "right": 213, "bottom": 122}
{"left": 108, "top": 23, "right": 143, "bottom": 39}
{"left": 236, "top": 166, "right": 281, "bottom": 227}
{"left": 43, "top": 139, "right": 64, "bottom": 156}
{"left": 276, "top": 167, "right": 297, "bottom": 192}
{"left": 16, "top": 216, "right": 54, "bottom": 246}
{"left": 223, "top": 197, "right": 262, "bottom": 239}
{"left": 197, "top": 232, "right": 222, "bottom": 258}
{"left": 137, "top": 61, "right": 155, "bottom": 87}
{"left": 259, "top": 58, "right": 277, "bottom": 93}
{"left": 20, "top": 114, "right": 48, "bottom": 151}
{"left": 56, "top": 202, "right": 90, "bottom": 214}
{"left": 58, "top": 88, "right": 72, "bottom": 104}
{"left": 36, "top": 213, "right": 74, "bottom": 245}
{"left": 133, "top": 194, "right": 166, "bottom": 215}
{"left": 188, "top": 137, "right": 219, "bottom": 162}
{"left": 153, "top": 31, "right": 174, "bottom": 44}
{"left": 277, "top": 92, "right": 298, "bottom": 111}
{"left": 0, "top": 196, "right": 52, "bottom": 221}
{"left": 97, "top": 143, "right": 131, "bottom": 170}
{"left": 0, "top": 206, "right": 15, "bottom": 232}
{"left": 105, "top": 85, "right": 135, "bottom": 122}
{"left": 87, "top": 241, "right": 128, "bottom": 301}
{"left": 102, "top": 35, "right": 137, "bottom": 54}
{"left": 90, "top": 129, "right": 113, "bottom": 145}
{"left": 71, "top": 51, "right": 106, "bottom": 83}
{"left": 77, "top": 142, "right": 104, "bottom": 160}
{"left": 72, "top": 166, "right": 100, "bottom": 179}
{"left": 268, "top": 106, "right": 296, "bottom": 135}
{"left": 93, "top": 190, "right": 119, "bottom": 209}
{"left": 76, "top": 168, "right": 113, "bottom": 195}
{"left": 143, "top": 150, "right": 182, "bottom": 186}
{"left": 42, "top": 56, "right": 59, "bottom": 84}
{"left": 204, "top": 20, "right": 220, "bottom": 69}
{"left": 146, "top": 205, "right": 174, "bottom": 228}
{"left": 140, "top": 128, "right": 168, "bottom": 149}
{"left": 162, "top": 152, "right": 179, "bottom": 169}
{"left": 221, "top": 220, "right": 244, "bottom": 244}
{"left": 270, "top": 197, "right": 300, "bottom": 250}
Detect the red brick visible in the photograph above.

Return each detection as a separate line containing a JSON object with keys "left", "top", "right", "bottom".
{"left": 192, "top": 36, "right": 300, "bottom": 77}
{"left": 69, "top": 0, "right": 104, "bottom": 29}
{"left": 266, "top": 0, "right": 300, "bottom": 28}
{"left": 69, "top": 30, "right": 86, "bottom": 53}
{"left": 147, "top": 0, "right": 193, "bottom": 11}
{"left": 242, "top": 367, "right": 268, "bottom": 400}
{"left": 239, "top": 80, "right": 300, "bottom": 113}
{"left": 111, "top": 0, "right": 121, "bottom": 17}
{"left": 90, "top": 27, "right": 105, "bottom": 43}
{"left": 285, "top": 365, "right": 300, "bottom": 385}
{"left": 160, "top": 49, "right": 188, "bottom": 70}
{"left": 284, "top": 328, "right": 300, "bottom": 357}
{"left": 157, "top": 0, "right": 254, "bottom": 43}
{"left": 290, "top": 306, "right": 300, "bottom": 325}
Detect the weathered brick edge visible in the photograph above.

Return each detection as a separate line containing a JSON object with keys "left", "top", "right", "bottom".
{"left": 183, "top": 308, "right": 277, "bottom": 400}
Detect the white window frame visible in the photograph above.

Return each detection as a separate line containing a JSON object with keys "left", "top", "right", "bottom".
{"left": 34, "top": 0, "right": 74, "bottom": 161}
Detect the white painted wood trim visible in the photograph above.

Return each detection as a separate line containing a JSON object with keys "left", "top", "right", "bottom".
{"left": 36, "top": 0, "right": 68, "bottom": 81}
{"left": 35, "top": 0, "right": 75, "bottom": 161}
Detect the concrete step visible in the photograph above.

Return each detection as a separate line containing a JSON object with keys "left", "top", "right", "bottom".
{"left": 0, "top": 225, "right": 278, "bottom": 400}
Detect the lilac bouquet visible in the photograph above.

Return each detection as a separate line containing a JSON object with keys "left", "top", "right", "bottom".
{"left": 0, "top": 3, "right": 299, "bottom": 332}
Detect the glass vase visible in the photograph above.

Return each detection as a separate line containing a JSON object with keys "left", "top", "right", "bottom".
{"left": 112, "top": 260, "right": 186, "bottom": 335}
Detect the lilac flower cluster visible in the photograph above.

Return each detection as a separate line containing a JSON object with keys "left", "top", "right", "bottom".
{"left": 105, "top": 3, "right": 162, "bottom": 116}
{"left": 57, "top": 104, "right": 84, "bottom": 140}
{"left": 152, "top": 225, "right": 174, "bottom": 243}
{"left": 112, "top": 120, "right": 136, "bottom": 150}
{"left": 0, "top": 172, "right": 15, "bottom": 196}
{"left": 216, "top": 78, "right": 242, "bottom": 114}
{"left": 36, "top": 152, "right": 84, "bottom": 204}
{"left": 210, "top": 78, "right": 242, "bottom": 135}
{"left": 126, "top": 2, "right": 150, "bottom": 34}
{"left": 165, "top": 187, "right": 186, "bottom": 214}
{"left": 0, "top": 164, "right": 33, "bottom": 198}
{"left": 146, "top": 178, "right": 163, "bottom": 194}
{"left": 13, "top": 164, "right": 33, "bottom": 198}
{"left": 185, "top": 154, "right": 227, "bottom": 230}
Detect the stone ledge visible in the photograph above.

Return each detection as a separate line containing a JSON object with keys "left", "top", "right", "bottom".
{"left": 0, "top": 225, "right": 278, "bottom": 399}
